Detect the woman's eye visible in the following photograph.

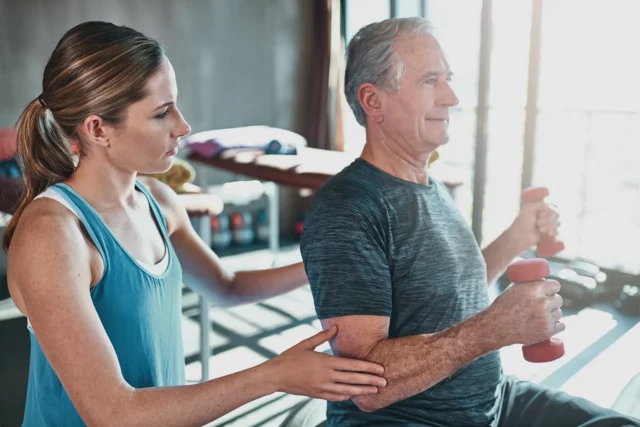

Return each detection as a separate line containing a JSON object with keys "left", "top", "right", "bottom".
{"left": 156, "top": 109, "right": 170, "bottom": 119}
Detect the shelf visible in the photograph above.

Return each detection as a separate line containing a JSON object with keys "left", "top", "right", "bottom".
{"left": 212, "top": 234, "right": 300, "bottom": 258}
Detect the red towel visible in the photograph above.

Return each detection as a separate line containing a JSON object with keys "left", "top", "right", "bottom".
{"left": 0, "top": 128, "right": 17, "bottom": 161}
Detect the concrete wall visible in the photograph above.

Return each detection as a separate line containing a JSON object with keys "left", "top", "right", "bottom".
{"left": 0, "top": 0, "right": 313, "bottom": 231}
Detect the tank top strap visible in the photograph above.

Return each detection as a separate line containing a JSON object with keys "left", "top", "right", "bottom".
{"left": 134, "top": 179, "right": 171, "bottom": 243}
{"left": 50, "top": 183, "right": 111, "bottom": 271}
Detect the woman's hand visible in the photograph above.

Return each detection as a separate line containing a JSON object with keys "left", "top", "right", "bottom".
{"left": 265, "top": 326, "right": 387, "bottom": 401}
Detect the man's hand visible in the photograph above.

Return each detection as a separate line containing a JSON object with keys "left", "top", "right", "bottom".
{"left": 482, "top": 199, "right": 561, "bottom": 285}
{"left": 509, "top": 200, "right": 561, "bottom": 252}
{"left": 486, "top": 278, "right": 565, "bottom": 347}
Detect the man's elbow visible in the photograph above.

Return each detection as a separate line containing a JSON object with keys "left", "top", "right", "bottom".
{"left": 352, "top": 395, "right": 387, "bottom": 413}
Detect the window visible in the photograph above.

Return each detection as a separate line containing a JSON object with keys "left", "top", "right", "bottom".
{"left": 479, "top": 0, "right": 533, "bottom": 244}
{"left": 393, "top": 0, "right": 424, "bottom": 18}
{"left": 532, "top": 0, "right": 640, "bottom": 273}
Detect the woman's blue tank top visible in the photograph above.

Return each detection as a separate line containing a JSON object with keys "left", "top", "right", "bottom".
{"left": 22, "top": 181, "right": 185, "bottom": 426}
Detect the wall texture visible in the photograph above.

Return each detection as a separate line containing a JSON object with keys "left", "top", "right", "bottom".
{"left": 0, "top": 0, "right": 313, "bottom": 229}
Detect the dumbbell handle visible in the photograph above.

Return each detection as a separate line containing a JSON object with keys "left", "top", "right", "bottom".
{"left": 521, "top": 187, "right": 565, "bottom": 257}
{"left": 506, "top": 258, "right": 565, "bottom": 363}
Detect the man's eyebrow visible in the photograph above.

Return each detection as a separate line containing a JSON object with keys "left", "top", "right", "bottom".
{"left": 419, "top": 71, "right": 454, "bottom": 79}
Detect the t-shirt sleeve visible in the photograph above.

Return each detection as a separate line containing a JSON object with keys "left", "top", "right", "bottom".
{"left": 300, "top": 184, "right": 392, "bottom": 319}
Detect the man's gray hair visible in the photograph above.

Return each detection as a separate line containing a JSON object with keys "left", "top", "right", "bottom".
{"left": 344, "top": 17, "right": 433, "bottom": 126}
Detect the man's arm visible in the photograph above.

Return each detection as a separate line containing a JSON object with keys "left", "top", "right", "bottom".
{"left": 482, "top": 200, "right": 561, "bottom": 285}
{"left": 321, "top": 313, "right": 499, "bottom": 412}
{"left": 482, "top": 227, "right": 527, "bottom": 285}
{"left": 322, "top": 276, "right": 564, "bottom": 414}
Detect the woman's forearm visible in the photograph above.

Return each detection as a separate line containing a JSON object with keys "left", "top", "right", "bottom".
{"left": 104, "top": 364, "right": 277, "bottom": 427}
{"left": 224, "top": 262, "right": 308, "bottom": 306}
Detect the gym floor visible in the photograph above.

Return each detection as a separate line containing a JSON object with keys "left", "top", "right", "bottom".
{"left": 180, "top": 245, "right": 640, "bottom": 427}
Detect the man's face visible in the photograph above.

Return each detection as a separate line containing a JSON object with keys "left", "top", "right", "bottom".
{"left": 378, "top": 34, "right": 459, "bottom": 154}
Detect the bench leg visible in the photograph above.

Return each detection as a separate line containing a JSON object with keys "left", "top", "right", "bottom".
{"left": 267, "top": 182, "right": 280, "bottom": 267}
{"left": 195, "top": 215, "right": 212, "bottom": 382}
{"left": 199, "top": 295, "right": 209, "bottom": 381}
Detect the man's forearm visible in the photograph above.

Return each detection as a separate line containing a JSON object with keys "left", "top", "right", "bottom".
{"left": 482, "top": 227, "right": 528, "bottom": 285}
{"left": 224, "top": 262, "right": 308, "bottom": 306}
{"left": 352, "top": 309, "right": 500, "bottom": 412}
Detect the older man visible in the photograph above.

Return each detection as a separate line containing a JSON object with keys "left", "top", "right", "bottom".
{"left": 299, "top": 17, "right": 639, "bottom": 427}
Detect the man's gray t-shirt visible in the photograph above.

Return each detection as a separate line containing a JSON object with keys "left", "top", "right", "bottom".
{"left": 300, "top": 159, "right": 503, "bottom": 427}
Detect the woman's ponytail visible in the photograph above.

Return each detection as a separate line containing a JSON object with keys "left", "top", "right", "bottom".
{"left": 2, "top": 97, "right": 75, "bottom": 251}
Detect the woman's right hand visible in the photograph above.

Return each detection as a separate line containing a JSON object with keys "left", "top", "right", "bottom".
{"left": 264, "top": 326, "right": 387, "bottom": 402}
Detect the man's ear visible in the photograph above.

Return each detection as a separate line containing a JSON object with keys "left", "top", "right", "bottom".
{"left": 79, "top": 114, "right": 112, "bottom": 149}
{"left": 358, "top": 83, "right": 385, "bottom": 124}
